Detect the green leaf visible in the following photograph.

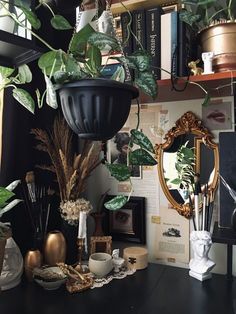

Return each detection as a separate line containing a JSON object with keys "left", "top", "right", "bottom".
{"left": 53, "top": 71, "right": 70, "bottom": 84}
{"left": 170, "top": 178, "right": 182, "bottom": 185}
{"left": 21, "top": 7, "right": 41, "bottom": 30}
{"left": 130, "top": 149, "right": 157, "bottom": 166}
{"left": 106, "top": 164, "right": 131, "bottom": 181}
{"left": 0, "top": 188, "right": 14, "bottom": 209}
{"left": 104, "top": 195, "right": 128, "bottom": 210}
{"left": 38, "top": 50, "right": 65, "bottom": 76}
{"left": 110, "top": 66, "right": 125, "bottom": 82}
{"left": 179, "top": 11, "right": 201, "bottom": 27}
{"left": 202, "top": 93, "right": 211, "bottom": 107}
{"left": 130, "top": 129, "right": 155, "bottom": 153}
{"left": 126, "top": 51, "right": 151, "bottom": 72}
{"left": 88, "top": 31, "right": 120, "bottom": 53}
{"left": 12, "top": 88, "right": 35, "bottom": 114}
{"left": 18, "top": 64, "right": 32, "bottom": 83}
{"left": 0, "top": 66, "right": 14, "bottom": 79}
{"left": 51, "top": 15, "right": 73, "bottom": 30}
{"left": 69, "top": 24, "right": 95, "bottom": 57}
{"left": 0, "top": 199, "right": 22, "bottom": 217}
{"left": 86, "top": 45, "right": 102, "bottom": 74}
{"left": 44, "top": 75, "right": 58, "bottom": 109}
{"left": 135, "top": 72, "right": 157, "bottom": 99}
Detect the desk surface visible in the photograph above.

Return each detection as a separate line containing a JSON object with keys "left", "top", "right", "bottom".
{"left": 0, "top": 264, "right": 236, "bottom": 314}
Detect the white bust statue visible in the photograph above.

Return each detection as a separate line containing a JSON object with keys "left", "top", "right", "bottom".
{"left": 189, "top": 231, "right": 215, "bottom": 281}
{"left": 0, "top": 237, "right": 23, "bottom": 290}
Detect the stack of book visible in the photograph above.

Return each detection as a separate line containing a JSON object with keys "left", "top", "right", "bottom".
{"left": 119, "top": 5, "right": 196, "bottom": 80}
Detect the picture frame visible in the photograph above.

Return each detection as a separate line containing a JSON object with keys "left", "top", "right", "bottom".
{"left": 107, "top": 130, "right": 142, "bottom": 179}
{"left": 202, "top": 100, "right": 233, "bottom": 130}
{"left": 103, "top": 196, "right": 146, "bottom": 244}
{"left": 90, "top": 236, "right": 112, "bottom": 255}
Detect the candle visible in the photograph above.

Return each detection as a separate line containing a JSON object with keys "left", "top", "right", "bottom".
{"left": 78, "top": 211, "right": 87, "bottom": 239}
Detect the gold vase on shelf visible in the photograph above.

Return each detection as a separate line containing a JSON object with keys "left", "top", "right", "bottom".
{"left": 24, "top": 249, "right": 42, "bottom": 282}
{"left": 44, "top": 231, "right": 66, "bottom": 266}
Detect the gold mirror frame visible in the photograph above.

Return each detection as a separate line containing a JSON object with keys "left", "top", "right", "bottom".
{"left": 155, "top": 111, "right": 219, "bottom": 218}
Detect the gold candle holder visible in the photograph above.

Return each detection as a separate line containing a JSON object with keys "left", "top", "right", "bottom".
{"left": 76, "top": 238, "right": 84, "bottom": 271}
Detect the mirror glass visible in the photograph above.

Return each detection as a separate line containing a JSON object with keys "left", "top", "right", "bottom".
{"left": 156, "top": 112, "right": 219, "bottom": 218}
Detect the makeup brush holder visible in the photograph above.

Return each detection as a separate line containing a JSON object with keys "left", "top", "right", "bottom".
{"left": 189, "top": 230, "right": 215, "bottom": 281}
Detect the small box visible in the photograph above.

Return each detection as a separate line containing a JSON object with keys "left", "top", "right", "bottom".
{"left": 123, "top": 247, "right": 148, "bottom": 270}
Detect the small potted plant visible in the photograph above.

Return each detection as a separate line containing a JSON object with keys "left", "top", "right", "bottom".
{"left": 0, "top": 0, "right": 157, "bottom": 140}
{"left": 180, "top": 0, "right": 236, "bottom": 72}
{"left": 0, "top": 180, "right": 21, "bottom": 275}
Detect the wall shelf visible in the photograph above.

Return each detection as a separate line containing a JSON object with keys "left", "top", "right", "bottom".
{"left": 139, "top": 71, "right": 236, "bottom": 103}
{"left": 111, "top": 0, "right": 177, "bottom": 14}
{"left": 0, "top": 30, "right": 44, "bottom": 68}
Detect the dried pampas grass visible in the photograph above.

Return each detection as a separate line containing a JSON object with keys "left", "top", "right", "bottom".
{"left": 31, "top": 115, "right": 102, "bottom": 202}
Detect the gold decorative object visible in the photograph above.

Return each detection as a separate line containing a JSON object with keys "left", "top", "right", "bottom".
{"left": 188, "top": 60, "right": 203, "bottom": 76}
{"left": 200, "top": 22, "right": 236, "bottom": 72}
{"left": 24, "top": 249, "right": 42, "bottom": 282}
{"left": 155, "top": 111, "right": 219, "bottom": 218}
{"left": 90, "top": 236, "right": 112, "bottom": 255}
{"left": 44, "top": 231, "right": 66, "bottom": 266}
{"left": 57, "top": 263, "right": 93, "bottom": 293}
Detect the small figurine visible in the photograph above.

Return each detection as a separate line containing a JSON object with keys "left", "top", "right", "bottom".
{"left": 188, "top": 60, "right": 204, "bottom": 76}
{"left": 189, "top": 231, "right": 215, "bottom": 281}
{"left": 112, "top": 249, "right": 124, "bottom": 273}
{"left": 202, "top": 52, "right": 215, "bottom": 74}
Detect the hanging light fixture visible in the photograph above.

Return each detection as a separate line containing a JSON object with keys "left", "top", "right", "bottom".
{"left": 0, "top": 0, "right": 43, "bottom": 68}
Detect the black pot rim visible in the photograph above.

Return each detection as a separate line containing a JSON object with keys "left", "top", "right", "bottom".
{"left": 56, "top": 78, "right": 139, "bottom": 100}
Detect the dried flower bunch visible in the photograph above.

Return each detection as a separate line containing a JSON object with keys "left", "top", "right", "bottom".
{"left": 31, "top": 115, "right": 102, "bottom": 224}
{"left": 60, "top": 198, "right": 92, "bottom": 225}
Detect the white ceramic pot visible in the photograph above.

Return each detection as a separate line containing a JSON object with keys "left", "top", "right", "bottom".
{"left": 89, "top": 253, "right": 113, "bottom": 278}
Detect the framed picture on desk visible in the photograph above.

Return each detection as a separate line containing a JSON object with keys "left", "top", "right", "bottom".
{"left": 103, "top": 195, "right": 146, "bottom": 244}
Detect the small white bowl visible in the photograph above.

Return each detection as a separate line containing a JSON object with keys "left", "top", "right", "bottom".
{"left": 89, "top": 253, "right": 113, "bottom": 278}
{"left": 33, "top": 266, "right": 67, "bottom": 290}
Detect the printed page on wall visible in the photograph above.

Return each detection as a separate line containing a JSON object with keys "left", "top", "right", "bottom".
{"left": 155, "top": 207, "right": 190, "bottom": 264}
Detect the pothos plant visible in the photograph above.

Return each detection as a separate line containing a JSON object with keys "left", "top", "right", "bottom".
{"left": 180, "top": 0, "right": 236, "bottom": 33}
{"left": 169, "top": 141, "right": 195, "bottom": 193}
{"left": 0, "top": 180, "right": 21, "bottom": 238}
{"left": 104, "top": 127, "right": 157, "bottom": 210}
{"left": 0, "top": 0, "right": 157, "bottom": 113}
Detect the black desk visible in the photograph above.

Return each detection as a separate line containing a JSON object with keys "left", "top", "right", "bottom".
{"left": 212, "top": 222, "right": 236, "bottom": 281}
{"left": 0, "top": 264, "right": 236, "bottom": 314}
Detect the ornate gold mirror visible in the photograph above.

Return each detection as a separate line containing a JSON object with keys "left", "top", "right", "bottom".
{"left": 156, "top": 111, "right": 219, "bottom": 218}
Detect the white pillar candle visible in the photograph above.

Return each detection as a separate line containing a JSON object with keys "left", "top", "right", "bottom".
{"left": 78, "top": 211, "right": 87, "bottom": 239}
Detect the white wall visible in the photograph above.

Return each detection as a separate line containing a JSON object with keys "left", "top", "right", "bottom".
{"left": 87, "top": 95, "right": 235, "bottom": 275}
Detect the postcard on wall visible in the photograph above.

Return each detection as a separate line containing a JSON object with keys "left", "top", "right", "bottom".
{"left": 155, "top": 207, "right": 190, "bottom": 264}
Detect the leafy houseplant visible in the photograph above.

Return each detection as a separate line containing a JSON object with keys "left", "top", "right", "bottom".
{"left": 169, "top": 141, "right": 195, "bottom": 201}
{"left": 0, "top": 180, "right": 21, "bottom": 275}
{"left": 180, "top": 0, "right": 236, "bottom": 72}
{"left": 0, "top": 0, "right": 157, "bottom": 140}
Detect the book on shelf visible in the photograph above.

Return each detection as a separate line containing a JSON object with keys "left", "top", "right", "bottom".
{"left": 178, "top": 18, "right": 196, "bottom": 77}
{"left": 121, "top": 11, "right": 133, "bottom": 55}
{"left": 145, "top": 6, "right": 163, "bottom": 80}
{"left": 132, "top": 9, "right": 146, "bottom": 51}
{"left": 161, "top": 11, "right": 178, "bottom": 79}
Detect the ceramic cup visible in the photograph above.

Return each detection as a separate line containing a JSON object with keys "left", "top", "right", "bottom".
{"left": 89, "top": 253, "right": 113, "bottom": 278}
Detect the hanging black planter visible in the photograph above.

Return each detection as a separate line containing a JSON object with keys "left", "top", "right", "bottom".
{"left": 57, "top": 78, "right": 139, "bottom": 141}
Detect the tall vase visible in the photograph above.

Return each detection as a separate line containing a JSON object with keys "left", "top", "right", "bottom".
{"left": 91, "top": 212, "right": 105, "bottom": 236}
{"left": 61, "top": 221, "right": 78, "bottom": 265}
{"left": 44, "top": 231, "right": 66, "bottom": 266}
{"left": 24, "top": 249, "right": 42, "bottom": 282}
